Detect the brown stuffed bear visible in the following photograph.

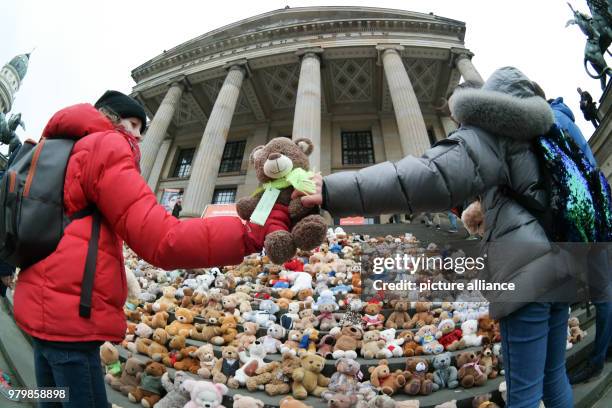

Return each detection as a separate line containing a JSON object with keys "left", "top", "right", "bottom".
{"left": 161, "top": 335, "right": 186, "bottom": 368}
{"left": 211, "top": 315, "right": 238, "bottom": 346}
{"left": 291, "top": 353, "right": 330, "bottom": 399}
{"left": 409, "top": 302, "right": 435, "bottom": 328}
{"left": 362, "top": 302, "right": 385, "bottom": 330}
{"left": 461, "top": 200, "right": 485, "bottom": 236}
{"left": 100, "top": 342, "right": 121, "bottom": 384}
{"left": 478, "top": 344, "right": 499, "bottom": 379}
{"left": 368, "top": 359, "right": 406, "bottom": 396}
{"left": 236, "top": 137, "right": 327, "bottom": 264}
{"left": 456, "top": 351, "right": 487, "bottom": 388}
{"left": 108, "top": 357, "right": 145, "bottom": 396}
{"left": 331, "top": 325, "right": 363, "bottom": 360}
{"left": 212, "top": 346, "right": 241, "bottom": 388}
{"left": 360, "top": 330, "right": 386, "bottom": 359}
{"left": 385, "top": 299, "right": 412, "bottom": 329}
{"left": 141, "top": 311, "right": 169, "bottom": 329}
{"left": 403, "top": 357, "right": 435, "bottom": 395}
{"left": 233, "top": 321, "right": 259, "bottom": 349}
{"left": 477, "top": 316, "right": 499, "bottom": 345}
{"left": 190, "top": 308, "right": 223, "bottom": 342}
{"left": 280, "top": 396, "right": 316, "bottom": 408}
{"left": 173, "top": 345, "right": 200, "bottom": 374}
{"left": 193, "top": 344, "right": 217, "bottom": 379}
{"left": 165, "top": 307, "right": 196, "bottom": 337}
{"left": 398, "top": 331, "right": 424, "bottom": 357}
{"left": 128, "top": 361, "right": 166, "bottom": 407}
{"left": 247, "top": 353, "right": 299, "bottom": 396}
{"left": 137, "top": 328, "right": 169, "bottom": 362}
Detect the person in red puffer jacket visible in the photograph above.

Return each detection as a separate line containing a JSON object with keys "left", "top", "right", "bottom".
{"left": 12, "top": 91, "right": 289, "bottom": 408}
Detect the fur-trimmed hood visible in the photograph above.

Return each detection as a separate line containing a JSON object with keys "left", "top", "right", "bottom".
{"left": 449, "top": 66, "right": 554, "bottom": 140}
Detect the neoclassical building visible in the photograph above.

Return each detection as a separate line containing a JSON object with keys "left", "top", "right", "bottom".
{"left": 0, "top": 53, "right": 30, "bottom": 114}
{"left": 131, "top": 6, "right": 484, "bottom": 220}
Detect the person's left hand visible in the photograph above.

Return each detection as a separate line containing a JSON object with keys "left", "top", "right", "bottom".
{"left": 291, "top": 172, "right": 323, "bottom": 208}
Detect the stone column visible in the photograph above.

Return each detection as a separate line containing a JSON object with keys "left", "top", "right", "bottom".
{"left": 292, "top": 48, "right": 323, "bottom": 171}
{"left": 181, "top": 64, "right": 246, "bottom": 217}
{"left": 454, "top": 52, "right": 484, "bottom": 86}
{"left": 236, "top": 125, "right": 269, "bottom": 199}
{"left": 139, "top": 81, "right": 184, "bottom": 181}
{"left": 147, "top": 138, "right": 172, "bottom": 192}
{"left": 377, "top": 45, "right": 430, "bottom": 157}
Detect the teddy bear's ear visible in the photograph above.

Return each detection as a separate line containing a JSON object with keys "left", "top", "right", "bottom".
{"left": 249, "top": 145, "right": 265, "bottom": 166}
{"left": 294, "top": 138, "right": 314, "bottom": 156}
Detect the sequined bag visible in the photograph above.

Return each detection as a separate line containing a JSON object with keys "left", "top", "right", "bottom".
{"left": 535, "top": 124, "right": 612, "bottom": 242}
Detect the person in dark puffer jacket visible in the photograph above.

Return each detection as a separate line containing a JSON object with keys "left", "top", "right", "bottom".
{"left": 297, "top": 67, "right": 576, "bottom": 408}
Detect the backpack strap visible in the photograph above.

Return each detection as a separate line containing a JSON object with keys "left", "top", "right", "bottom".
{"left": 78, "top": 207, "right": 101, "bottom": 318}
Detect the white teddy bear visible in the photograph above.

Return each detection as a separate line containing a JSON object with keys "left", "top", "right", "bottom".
{"left": 461, "top": 319, "right": 483, "bottom": 347}
{"left": 379, "top": 328, "right": 404, "bottom": 358}
{"left": 233, "top": 341, "right": 268, "bottom": 386}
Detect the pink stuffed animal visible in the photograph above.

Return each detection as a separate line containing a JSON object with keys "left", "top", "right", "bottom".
{"left": 183, "top": 379, "right": 227, "bottom": 408}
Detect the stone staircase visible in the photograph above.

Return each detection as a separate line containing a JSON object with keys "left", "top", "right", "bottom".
{"left": 1, "top": 291, "right": 609, "bottom": 408}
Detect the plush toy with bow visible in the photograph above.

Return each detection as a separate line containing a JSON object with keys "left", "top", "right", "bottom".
{"left": 236, "top": 137, "right": 327, "bottom": 264}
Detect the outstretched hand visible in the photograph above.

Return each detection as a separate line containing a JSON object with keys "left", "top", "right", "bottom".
{"left": 291, "top": 172, "right": 323, "bottom": 207}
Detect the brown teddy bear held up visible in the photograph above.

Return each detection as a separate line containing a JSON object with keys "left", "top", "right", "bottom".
{"left": 236, "top": 137, "right": 327, "bottom": 264}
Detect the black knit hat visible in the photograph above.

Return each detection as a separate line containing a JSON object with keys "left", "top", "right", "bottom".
{"left": 94, "top": 90, "right": 147, "bottom": 132}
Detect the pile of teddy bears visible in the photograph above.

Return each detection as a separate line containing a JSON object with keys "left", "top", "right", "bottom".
{"left": 108, "top": 227, "right": 585, "bottom": 408}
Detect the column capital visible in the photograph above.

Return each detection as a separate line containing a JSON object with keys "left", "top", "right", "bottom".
{"left": 223, "top": 59, "right": 250, "bottom": 77}
{"left": 295, "top": 47, "right": 324, "bottom": 60}
{"left": 375, "top": 44, "right": 405, "bottom": 65}
{"left": 450, "top": 48, "right": 474, "bottom": 66}
{"left": 167, "top": 75, "right": 190, "bottom": 92}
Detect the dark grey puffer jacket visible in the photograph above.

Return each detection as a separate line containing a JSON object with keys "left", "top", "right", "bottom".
{"left": 323, "top": 67, "right": 571, "bottom": 319}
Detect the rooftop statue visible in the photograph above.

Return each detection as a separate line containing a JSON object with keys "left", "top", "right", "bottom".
{"left": 567, "top": 1, "right": 611, "bottom": 89}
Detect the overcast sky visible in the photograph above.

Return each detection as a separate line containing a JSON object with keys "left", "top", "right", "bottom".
{"left": 2, "top": 0, "right": 608, "bottom": 146}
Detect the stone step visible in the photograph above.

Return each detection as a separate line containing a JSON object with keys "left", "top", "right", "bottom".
{"left": 116, "top": 344, "right": 506, "bottom": 408}
{"left": 0, "top": 296, "right": 140, "bottom": 408}
{"left": 590, "top": 370, "right": 612, "bottom": 408}
{"left": 574, "top": 362, "right": 612, "bottom": 408}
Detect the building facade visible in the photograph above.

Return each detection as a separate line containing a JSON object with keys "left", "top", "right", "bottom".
{"left": 131, "top": 7, "right": 483, "bottom": 220}
{"left": 589, "top": 82, "right": 612, "bottom": 180}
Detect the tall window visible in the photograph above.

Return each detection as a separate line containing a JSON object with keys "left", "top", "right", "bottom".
{"left": 212, "top": 188, "right": 237, "bottom": 204}
{"left": 341, "top": 131, "right": 374, "bottom": 165}
{"left": 172, "top": 148, "right": 195, "bottom": 178}
{"left": 219, "top": 141, "right": 246, "bottom": 173}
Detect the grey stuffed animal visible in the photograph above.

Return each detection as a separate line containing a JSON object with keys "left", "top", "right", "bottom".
{"left": 154, "top": 371, "right": 190, "bottom": 408}
{"left": 432, "top": 352, "right": 458, "bottom": 390}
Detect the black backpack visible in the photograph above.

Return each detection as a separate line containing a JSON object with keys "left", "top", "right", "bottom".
{"left": 0, "top": 137, "right": 101, "bottom": 317}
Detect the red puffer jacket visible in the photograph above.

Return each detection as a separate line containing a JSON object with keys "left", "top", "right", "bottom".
{"left": 13, "top": 104, "right": 289, "bottom": 343}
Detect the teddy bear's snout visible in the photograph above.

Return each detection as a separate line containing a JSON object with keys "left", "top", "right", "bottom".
{"left": 263, "top": 153, "right": 293, "bottom": 179}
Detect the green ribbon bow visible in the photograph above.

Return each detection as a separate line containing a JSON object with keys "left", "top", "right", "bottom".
{"left": 253, "top": 168, "right": 316, "bottom": 196}
{"left": 107, "top": 361, "right": 121, "bottom": 376}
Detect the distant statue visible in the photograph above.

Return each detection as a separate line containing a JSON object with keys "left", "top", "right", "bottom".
{"left": 578, "top": 87, "right": 600, "bottom": 127}
{"left": 567, "top": 2, "right": 611, "bottom": 89}
{"left": 587, "top": 0, "right": 612, "bottom": 50}
{"left": 0, "top": 112, "right": 25, "bottom": 156}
